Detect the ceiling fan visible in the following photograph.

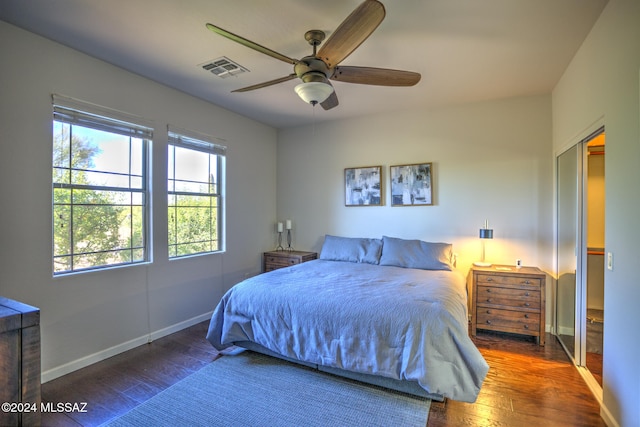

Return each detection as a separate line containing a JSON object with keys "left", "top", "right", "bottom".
{"left": 205, "top": 0, "right": 421, "bottom": 110}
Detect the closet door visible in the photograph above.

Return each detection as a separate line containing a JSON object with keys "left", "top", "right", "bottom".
{"left": 556, "top": 144, "right": 581, "bottom": 361}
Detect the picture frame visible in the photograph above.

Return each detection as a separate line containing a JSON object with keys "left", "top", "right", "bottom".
{"left": 345, "top": 166, "right": 383, "bottom": 206}
{"left": 390, "top": 163, "right": 433, "bottom": 206}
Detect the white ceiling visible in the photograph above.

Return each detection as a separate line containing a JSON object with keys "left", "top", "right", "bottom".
{"left": 0, "top": 0, "right": 607, "bottom": 129}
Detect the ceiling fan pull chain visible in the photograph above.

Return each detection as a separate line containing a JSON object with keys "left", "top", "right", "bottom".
{"left": 312, "top": 104, "right": 316, "bottom": 137}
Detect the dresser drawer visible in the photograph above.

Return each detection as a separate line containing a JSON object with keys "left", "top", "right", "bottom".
{"left": 264, "top": 259, "right": 299, "bottom": 272}
{"left": 264, "top": 264, "right": 285, "bottom": 272}
{"left": 476, "top": 285, "right": 541, "bottom": 310}
{"left": 477, "top": 274, "right": 541, "bottom": 289}
{"left": 477, "top": 307, "right": 541, "bottom": 333}
{"left": 264, "top": 255, "right": 300, "bottom": 267}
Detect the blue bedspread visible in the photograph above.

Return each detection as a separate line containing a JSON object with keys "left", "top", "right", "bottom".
{"left": 206, "top": 259, "right": 488, "bottom": 402}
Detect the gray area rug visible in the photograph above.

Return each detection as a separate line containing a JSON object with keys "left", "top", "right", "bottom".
{"left": 103, "top": 350, "right": 430, "bottom": 427}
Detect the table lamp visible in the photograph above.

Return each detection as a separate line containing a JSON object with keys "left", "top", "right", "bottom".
{"left": 473, "top": 220, "right": 493, "bottom": 267}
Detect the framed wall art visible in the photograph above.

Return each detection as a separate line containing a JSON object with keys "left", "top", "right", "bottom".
{"left": 344, "top": 165, "right": 382, "bottom": 206}
{"left": 390, "top": 163, "right": 433, "bottom": 206}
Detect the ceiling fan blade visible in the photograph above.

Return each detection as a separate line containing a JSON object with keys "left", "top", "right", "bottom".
{"left": 320, "top": 90, "right": 339, "bottom": 110}
{"left": 231, "top": 74, "right": 298, "bottom": 93}
{"left": 206, "top": 23, "right": 297, "bottom": 65}
{"left": 317, "top": 0, "right": 385, "bottom": 68}
{"left": 332, "top": 66, "right": 421, "bottom": 86}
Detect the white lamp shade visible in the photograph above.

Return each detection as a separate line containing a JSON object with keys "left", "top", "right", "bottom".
{"left": 294, "top": 82, "right": 334, "bottom": 104}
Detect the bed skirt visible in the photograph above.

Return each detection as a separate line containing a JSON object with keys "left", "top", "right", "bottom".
{"left": 233, "top": 340, "right": 445, "bottom": 402}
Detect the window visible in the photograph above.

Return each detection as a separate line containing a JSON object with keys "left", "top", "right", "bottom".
{"left": 168, "top": 128, "right": 225, "bottom": 258}
{"left": 52, "top": 96, "right": 151, "bottom": 274}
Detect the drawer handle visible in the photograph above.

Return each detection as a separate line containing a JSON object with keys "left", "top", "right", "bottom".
{"left": 486, "top": 278, "right": 494, "bottom": 282}
{"left": 289, "top": 260, "right": 295, "bottom": 264}
{"left": 524, "top": 280, "right": 531, "bottom": 284}
{"left": 524, "top": 325, "right": 529, "bottom": 329}
{"left": 486, "top": 310, "right": 492, "bottom": 314}
{"left": 486, "top": 320, "right": 492, "bottom": 325}
{"left": 524, "top": 314, "right": 529, "bottom": 318}
{"left": 524, "top": 303, "right": 530, "bottom": 307}
{"left": 486, "top": 298, "right": 493, "bottom": 303}
{"left": 486, "top": 289, "right": 492, "bottom": 293}
{"left": 525, "top": 292, "right": 530, "bottom": 296}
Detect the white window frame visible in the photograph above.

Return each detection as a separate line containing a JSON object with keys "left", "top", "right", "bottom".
{"left": 52, "top": 95, "right": 152, "bottom": 275}
{"left": 167, "top": 126, "right": 226, "bottom": 259}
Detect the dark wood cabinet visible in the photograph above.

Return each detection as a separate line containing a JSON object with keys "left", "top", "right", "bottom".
{"left": 0, "top": 297, "right": 41, "bottom": 426}
{"left": 263, "top": 250, "right": 317, "bottom": 272}
{"left": 471, "top": 265, "right": 546, "bottom": 345}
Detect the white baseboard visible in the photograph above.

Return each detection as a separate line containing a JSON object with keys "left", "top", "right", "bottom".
{"left": 41, "top": 311, "right": 213, "bottom": 384}
{"left": 600, "top": 403, "right": 619, "bottom": 427}
{"left": 577, "top": 365, "right": 602, "bottom": 403}
{"left": 556, "top": 325, "right": 575, "bottom": 336}
{"left": 576, "top": 365, "right": 620, "bottom": 427}
{"left": 148, "top": 311, "right": 212, "bottom": 342}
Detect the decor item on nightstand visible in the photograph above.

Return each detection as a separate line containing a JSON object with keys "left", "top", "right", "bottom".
{"left": 285, "top": 219, "right": 293, "bottom": 251}
{"left": 390, "top": 163, "right": 433, "bottom": 206}
{"left": 276, "top": 222, "right": 284, "bottom": 251}
{"left": 473, "top": 220, "right": 493, "bottom": 267}
{"left": 345, "top": 166, "right": 382, "bottom": 206}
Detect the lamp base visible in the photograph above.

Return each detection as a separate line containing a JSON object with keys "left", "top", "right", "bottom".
{"left": 473, "top": 261, "right": 492, "bottom": 267}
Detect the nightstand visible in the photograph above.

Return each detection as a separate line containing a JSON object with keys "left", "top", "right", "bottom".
{"left": 470, "top": 264, "right": 546, "bottom": 345}
{"left": 263, "top": 250, "right": 318, "bottom": 272}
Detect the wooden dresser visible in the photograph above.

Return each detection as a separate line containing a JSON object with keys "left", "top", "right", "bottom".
{"left": 263, "top": 250, "right": 317, "bottom": 272}
{"left": 0, "top": 297, "right": 41, "bottom": 426}
{"left": 470, "top": 265, "right": 546, "bottom": 345}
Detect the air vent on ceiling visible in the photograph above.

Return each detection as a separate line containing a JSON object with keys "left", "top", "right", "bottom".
{"left": 200, "top": 57, "right": 249, "bottom": 78}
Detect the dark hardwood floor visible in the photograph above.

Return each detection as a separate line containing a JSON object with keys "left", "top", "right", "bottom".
{"left": 41, "top": 322, "right": 605, "bottom": 427}
{"left": 429, "top": 331, "right": 605, "bottom": 427}
{"left": 41, "top": 322, "right": 221, "bottom": 426}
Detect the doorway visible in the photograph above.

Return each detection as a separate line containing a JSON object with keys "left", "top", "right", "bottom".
{"left": 555, "top": 127, "right": 605, "bottom": 387}
{"left": 585, "top": 133, "right": 605, "bottom": 386}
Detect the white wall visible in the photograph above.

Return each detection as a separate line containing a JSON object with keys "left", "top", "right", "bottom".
{"left": 0, "top": 22, "right": 277, "bottom": 379}
{"left": 277, "top": 94, "right": 553, "bottom": 320}
{"left": 552, "top": 1, "right": 640, "bottom": 426}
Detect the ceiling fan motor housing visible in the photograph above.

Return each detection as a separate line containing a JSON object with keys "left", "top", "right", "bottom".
{"left": 294, "top": 57, "right": 332, "bottom": 83}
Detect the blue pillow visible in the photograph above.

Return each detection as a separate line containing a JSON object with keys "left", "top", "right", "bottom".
{"left": 319, "top": 235, "right": 383, "bottom": 264}
{"left": 379, "top": 236, "right": 453, "bottom": 271}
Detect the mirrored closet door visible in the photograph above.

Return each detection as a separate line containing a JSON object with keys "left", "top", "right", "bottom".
{"left": 556, "top": 128, "right": 605, "bottom": 387}
{"left": 556, "top": 144, "right": 580, "bottom": 360}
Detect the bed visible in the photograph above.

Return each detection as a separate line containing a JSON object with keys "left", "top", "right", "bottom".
{"left": 206, "top": 235, "right": 489, "bottom": 403}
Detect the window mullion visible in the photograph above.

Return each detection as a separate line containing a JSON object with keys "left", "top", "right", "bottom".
{"left": 70, "top": 188, "right": 74, "bottom": 272}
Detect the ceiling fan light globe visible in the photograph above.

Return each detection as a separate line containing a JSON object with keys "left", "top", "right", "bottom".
{"left": 294, "top": 82, "right": 334, "bottom": 105}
